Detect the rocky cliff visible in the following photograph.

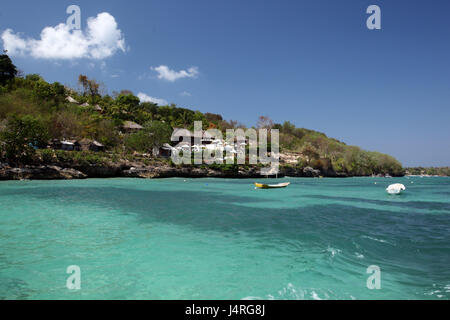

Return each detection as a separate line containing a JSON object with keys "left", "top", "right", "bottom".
{"left": 0, "top": 161, "right": 343, "bottom": 180}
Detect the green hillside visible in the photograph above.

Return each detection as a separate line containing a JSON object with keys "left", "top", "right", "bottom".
{"left": 0, "top": 54, "right": 404, "bottom": 176}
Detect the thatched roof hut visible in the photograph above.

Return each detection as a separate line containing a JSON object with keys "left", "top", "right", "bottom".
{"left": 122, "top": 121, "right": 143, "bottom": 132}
{"left": 79, "top": 139, "right": 105, "bottom": 152}
{"left": 66, "top": 96, "right": 79, "bottom": 104}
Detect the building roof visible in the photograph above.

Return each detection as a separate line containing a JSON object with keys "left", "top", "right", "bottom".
{"left": 66, "top": 96, "right": 79, "bottom": 104}
{"left": 161, "top": 143, "right": 173, "bottom": 150}
{"left": 203, "top": 131, "right": 215, "bottom": 139}
{"left": 79, "top": 138, "right": 104, "bottom": 147}
{"left": 172, "top": 128, "right": 216, "bottom": 140}
{"left": 122, "top": 121, "right": 143, "bottom": 130}
{"left": 92, "top": 140, "right": 104, "bottom": 147}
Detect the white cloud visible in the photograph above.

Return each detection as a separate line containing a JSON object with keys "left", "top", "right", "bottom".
{"left": 152, "top": 65, "right": 198, "bottom": 82}
{"left": 180, "top": 91, "right": 192, "bottom": 97}
{"left": 1, "top": 12, "right": 126, "bottom": 60}
{"left": 137, "top": 92, "right": 168, "bottom": 106}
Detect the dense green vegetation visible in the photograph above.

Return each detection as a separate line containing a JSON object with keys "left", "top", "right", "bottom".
{"left": 273, "top": 121, "right": 404, "bottom": 176}
{"left": 0, "top": 54, "right": 406, "bottom": 176}
{"left": 0, "top": 54, "right": 18, "bottom": 86}
{"left": 405, "top": 167, "right": 450, "bottom": 176}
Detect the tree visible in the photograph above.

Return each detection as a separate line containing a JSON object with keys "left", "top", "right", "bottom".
{"left": 300, "top": 143, "right": 320, "bottom": 164}
{"left": 124, "top": 131, "right": 151, "bottom": 153}
{"left": 115, "top": 94, "right": 140, "bottom": 114}
{"left": 78, "top": 74, "right": 102, "bottom": 100}
{"left": 281, "top": 121, "right": 296, "bottom": 134}
{"left": 32, "top": 80, "right": 65, "bottom": 101}
{"left": 119, "top": 90, "right": 134, "bottom": 96}
{"left": 204, "top": 113, "right": 223, "bottom": 124}
{"left": 0, "top": 115, "right": 49, "bottom": 163}
{"left": 50, "top": 110, "right": 83, "bottom": 140}
{"left": 25, "top": 74, "right": 43, "bottom": 82}
{"left": 78, "top": 74, "right": 88, "bottom": 93}
{"left": 124, "top": 121, "right": 172, "bottom": 154}
{"left": 112, "top": 90, "right": 134, "bottom": 98}
{"left": 85, "top": 118, "right": 120, "bottom": 148}
{"left": 145, "top": 121, "right": 172, "bottom": 150}
{"left": 257, "top": 116, "right": 274, "bottom": 130}
{"left": 219, "top": 119, "right": 244, "bottom": 130}
{"left": 0, "top": 54, "right": 18, "bottom": 85}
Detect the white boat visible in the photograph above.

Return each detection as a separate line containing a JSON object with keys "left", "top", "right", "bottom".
{"left": 386, "top": 183, "right": 406, "bottom": 195}
{"left": 255, "top": 182, "right": 290, "bottom": 189}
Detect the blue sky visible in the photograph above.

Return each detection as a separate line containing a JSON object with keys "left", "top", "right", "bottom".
{"left": 1, "top": 0, "right": 449, "bottom": 166}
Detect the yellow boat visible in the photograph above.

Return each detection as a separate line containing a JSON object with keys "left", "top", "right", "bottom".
{"left": 254, "top": 182, "right": 290, "bottom": 189}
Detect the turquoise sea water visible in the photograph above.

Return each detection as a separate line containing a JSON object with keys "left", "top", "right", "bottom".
{"left": 0, "top": 177, "right": 449, "bottom": 300}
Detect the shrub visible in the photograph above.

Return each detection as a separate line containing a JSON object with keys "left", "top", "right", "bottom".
{"left": 297, "top": 157, "right": 307, "bottom": 169}
{"left": 73, "top": 151, "right": 106, "bottom": 166}
{"left": 0, "top": 115, "right": 49, "bottom": 163}
{"left": 39, "top": 149, "right": 55, "bottom": 163}
{"left": 55, "top": 150, "right": 75, "bottom": 163}
{"left": 50, "top": 110, "right": 83, "bottom": 139}
{"left": 124, "top": 131, "right": 152, "bottom": 153}
{"left": 332, "top": 157, "right": 346, "bottom": 173}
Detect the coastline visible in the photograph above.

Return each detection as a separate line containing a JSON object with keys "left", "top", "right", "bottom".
{"left": 0, "top": 160, "right": 403, "bottom": 181}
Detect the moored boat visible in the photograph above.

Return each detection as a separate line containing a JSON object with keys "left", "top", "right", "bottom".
{"left": 255, "top": 182, "right": 290, "bottom": 189}
{"left": 386, "top": 183, "right": 406, "bottom": 194}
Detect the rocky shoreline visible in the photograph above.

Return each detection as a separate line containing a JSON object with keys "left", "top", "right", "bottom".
{"left": 0, "top": 161, "right": 357, "bottom": 180}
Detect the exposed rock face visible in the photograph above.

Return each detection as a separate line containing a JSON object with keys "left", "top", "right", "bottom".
{"left": 120, "top": 164, "right": 263, "bottom": 179}
{"left": 59, "top": 168, "right": 88, "bottom": 179}
{"left": 73, "top": 164, "right": 121, "bottom": 178}
{"left": 279, "top": 152, "right": 302, "bottom": 165}
{"left": 0, "top": 161, "right": 349, "bottom": 181}
{"left": 0, "top": 165, "right": 87, "bottom": 180}
{"left": 302, "top": 166, "right": 321, "bottom": 177}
